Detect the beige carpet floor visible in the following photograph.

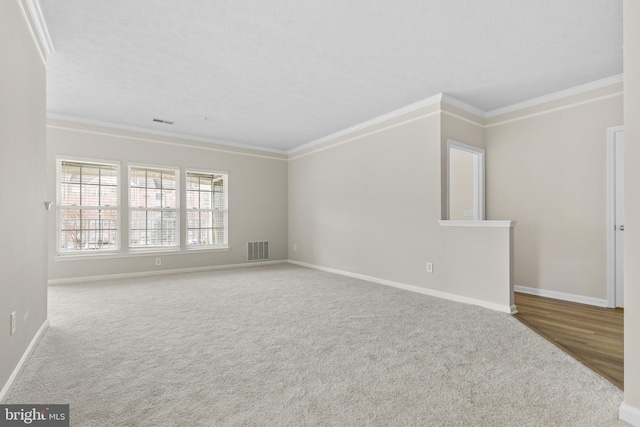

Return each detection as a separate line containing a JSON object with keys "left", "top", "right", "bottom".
{"left": 6, "top": 264, "right": 626, "bottom": 426}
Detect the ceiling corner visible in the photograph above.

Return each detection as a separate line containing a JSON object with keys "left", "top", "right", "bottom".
{"left": 440, "top": 94, "right": 487, "bottom": 118}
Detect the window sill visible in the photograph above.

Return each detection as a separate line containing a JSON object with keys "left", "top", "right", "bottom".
{"left": 438, "top": 220, "right": 516, "bottom": 228}
{"left": 184, "top": 245, "right": 230, "bottom": 252}
{"left": 54, "top": 246, "right": 230, "bottom": 262}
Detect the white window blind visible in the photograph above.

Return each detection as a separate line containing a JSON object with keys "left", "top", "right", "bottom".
{"left": 130, "top": 166, "right": 179, "bottom": 248}
{"left": 57, "top": 159, "right": 119, "bottom": 252}
{"left": 186, "top": 171, "right": 228, "bottom": 247}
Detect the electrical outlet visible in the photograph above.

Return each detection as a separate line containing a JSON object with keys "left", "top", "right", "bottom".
{"left": 293, "top": 244, "right": 297, "bottom": 252}
{"left": 426, "top": 262, "right": 433, "bottom": 273}
{"left": 10, "top": 311, "right": 16, "bottom": 335}
{"left": 155, "top": 258, "right": 161, "bottom": 266}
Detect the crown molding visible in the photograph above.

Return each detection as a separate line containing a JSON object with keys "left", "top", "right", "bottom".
{"left": 49, "top": 73, "right": 623, "bottom": 158}
{"left": 440, "top": 94, "right": 486, "bottom": 118}
{"left": 22, "top": 0, "right": 55, "bottom": 56}
{"left": 288, "top": 91, "right": 487, "bottom": 157}
{"left": 288, "top": 110, "right": 440, "bottom": 161}
{"left": 287, "top": 93, "right": 443, "bottom": 155}
{"left": 47, "top": 113, "right": 288, "bottom": 156}
{"left": 485, "top": 74, "right": 623, "bottom": 118}
{"left": 484, "top": 91, "right": 623, "bottom": 128}
{"left": 289, "top": 73, "right": 623, "bottom": 155}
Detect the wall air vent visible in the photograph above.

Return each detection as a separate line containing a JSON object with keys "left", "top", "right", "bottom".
{"left": 152, "top": 118, "right": 174, "bottom": 125}
{"left": 247, "top": 241, "right": 269, "bottom": 262}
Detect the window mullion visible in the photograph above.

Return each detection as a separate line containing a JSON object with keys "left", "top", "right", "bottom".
{"left": 98, "top": 167, "right": 101, "bottom": 207}
{"left": 79, "top": 165, "right": 82, "bottom": 206}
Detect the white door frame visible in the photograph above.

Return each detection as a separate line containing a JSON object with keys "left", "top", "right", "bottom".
{"left": 606, "top": 125, "right": 624, "bottom": 308}
{"left": 446, "top": 139, "right": 485, "bottom": 220}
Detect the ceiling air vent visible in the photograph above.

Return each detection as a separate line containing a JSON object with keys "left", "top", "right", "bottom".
{"left": 247, "top": 241, "right": 269, "bottom": 262}
{"left": 152, "top": 118, "right": 174, "bottom": 125}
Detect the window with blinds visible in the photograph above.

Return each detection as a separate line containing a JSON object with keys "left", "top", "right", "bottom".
{"left": 57, "top": 159, "right": 119, "bottom": 252}
{"left": 129, "top": 166, "right": 179, "bottom": 248}
{"left": 186, "top": 171, "right": 228, "bottom": 247}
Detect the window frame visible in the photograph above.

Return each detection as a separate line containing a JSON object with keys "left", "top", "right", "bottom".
{"left": 56, "top": 156, "right": 121, "bottom": 255}
{"left": 128, "top": 163, "right": 181, "bottom": 250}
{"left": 185, "top": 169, "right": 229, "bottom": 250}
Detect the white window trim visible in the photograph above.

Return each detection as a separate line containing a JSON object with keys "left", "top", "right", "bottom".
{"left": 55, "top": 156, "right": 121, "bottom": 256}
{"left": 54, "top": 161, "right": 232, "bottom": 260}
{"left": 185, "top": 168, "right": 229, "bottom": 249}
{"left": 128, "top": 163, "right": 181, "bottom": 251}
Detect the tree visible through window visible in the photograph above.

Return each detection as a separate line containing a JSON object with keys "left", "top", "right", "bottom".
{"left": 58, "top": 160, "right": 119, "bottom": 252}
{"left": 186, "top": 171, "right": 228, "bottom": 247}
{"left": 129, "top": 166, "right": 178, "bottom": 248}
{"left": 57, "top": 161, "right": 228, "bottom": 254}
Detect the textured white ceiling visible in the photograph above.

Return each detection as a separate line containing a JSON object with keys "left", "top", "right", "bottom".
{"left": 40, "top": 0, "right": 622, "bottom": 152}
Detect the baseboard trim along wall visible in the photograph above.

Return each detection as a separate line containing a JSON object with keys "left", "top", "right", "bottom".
{"left": 289, "top": 260, "right": 516, "bottom": 314}
{"left": 47, "top": 260, "right": 288, "bottom": 285}
{"left": 514, "top": 285, "right": 608, "bottom": 307}
{"left": 0, "top": 319, "right": 49, "bottom": 403}
{"left": 620, "top": 402, "right": 640, "bottom": 426}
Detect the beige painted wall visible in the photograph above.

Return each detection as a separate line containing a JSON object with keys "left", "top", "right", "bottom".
{"left": 449, "top": 148, "right": 475, "bottom": 220}
{"left": 439, "top": 225, "right": 514, "bottom": 310}
{"left": 623, "top": 0, "right": 640, "bottom": 419}
{"left": 485, "top": 87, "right": 623, "bottom": 300}
{"left": 0, "top": 0, "right": 48, "bottom": 395}
{"left": 289, "top": 113, "right": 442, "bottom": 287}
{"left": 47, "top": 121, "right": 288, "bottom": 281}
{"left": 288, "top": 107, "right": 513, "bottom": 311}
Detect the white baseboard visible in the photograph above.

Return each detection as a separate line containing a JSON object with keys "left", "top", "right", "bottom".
{"left": 47, "top": 260, "right": 288, "bottom": 285}
{"left": 514, "top": 285, "right": 608, "bottom": 307}
{"left": 620, "top": 402, "right": 640, "bottom": 426}
{"left": 288, "top": 260, "right": 515, "bottom": 314}
{"left": 0, "top": 319, "right": 49, "bottom": 403}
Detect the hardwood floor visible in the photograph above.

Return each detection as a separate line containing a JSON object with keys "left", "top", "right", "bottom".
{"left": 513, "top": 292, "right": 624, "bottom": 389}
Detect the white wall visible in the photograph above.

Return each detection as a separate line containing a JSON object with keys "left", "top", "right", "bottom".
{"left": 47, "top": 120, "right": 288, "bottom": 282}
{"left": 485, "top": 84, "right": 623, "bottom": 300}
{"left": 0, "top": 0, "right": 48, "bottom": 397}
{"left": 622, "top": 0, "right": 640, "bottom": 423}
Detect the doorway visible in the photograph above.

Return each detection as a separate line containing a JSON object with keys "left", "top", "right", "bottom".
{"left": 446, "top": 140, "right": 485, "bottom": 220}
{"left": 607, "top": 126, "right": 624, "bottom": 308}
